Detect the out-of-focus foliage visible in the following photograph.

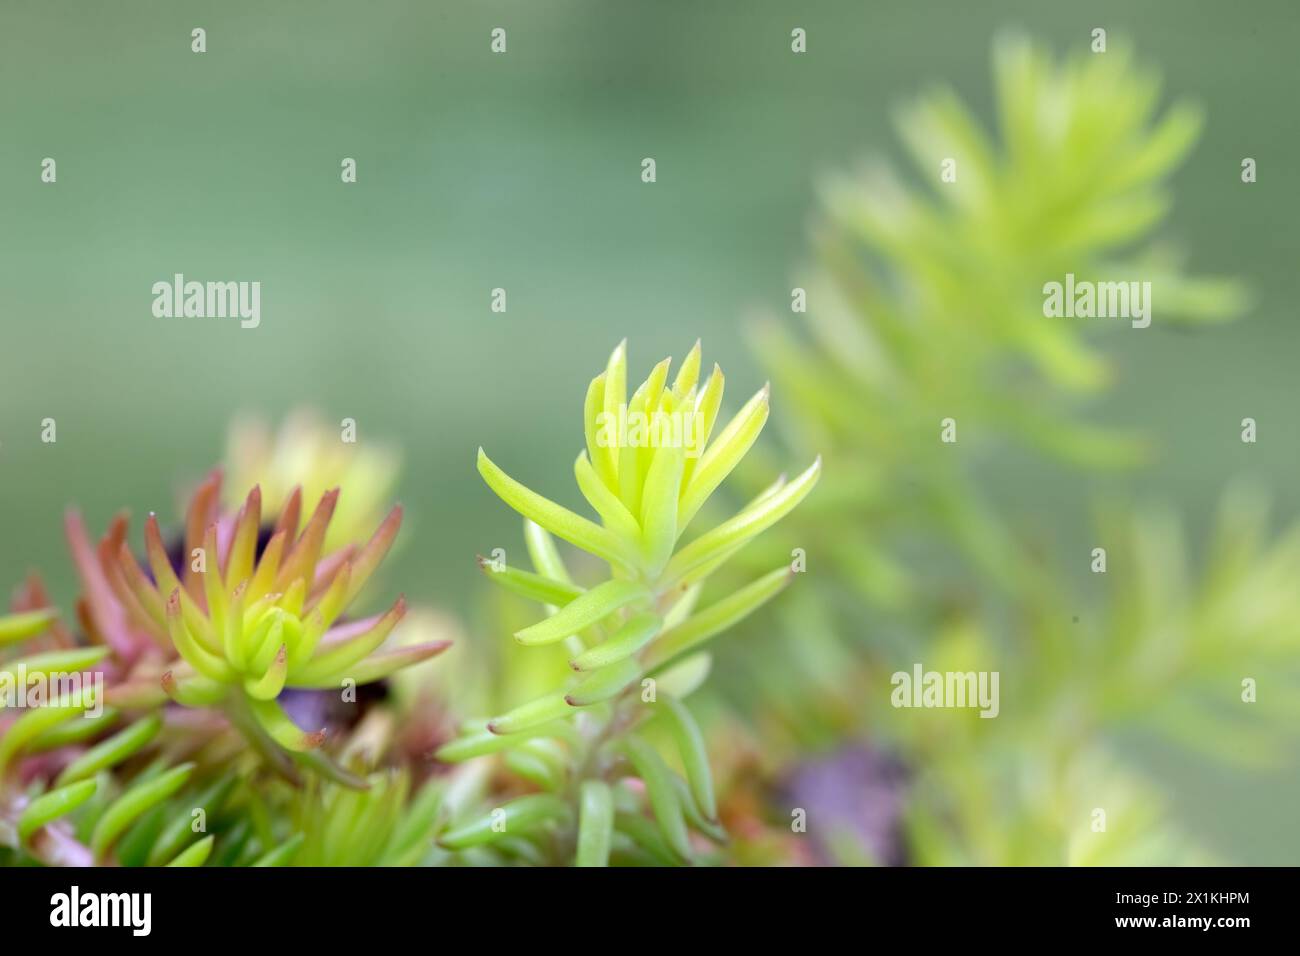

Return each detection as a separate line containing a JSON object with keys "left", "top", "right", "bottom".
{"left": 224, "top": 410, "right": 401, "bottom": 551}
{"left": 753, "top": 33, "right": 1248, "bottom": 605}
{"left": 708, "top": 35, "right": 1293, "bottom": 866}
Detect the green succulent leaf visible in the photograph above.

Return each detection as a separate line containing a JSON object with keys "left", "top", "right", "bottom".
{"left": 564, "top": 656, "right": 642, "bottom": 707}
{"left": 0, "top": 607, "right": 59, "bottom": 646}
{"left": 657, "top": 694, "right": 716, "bottom": 820}
{"left": 252, "top": 833, "right": 305, "bottom": 867}
{"left": 486, "top": 693, "right": 573, "bottom": 735}
{"left": 166, "top": 835, "right": 215, "bottom": 867}
{"left": 570, "top": 611, "right": 661, "bottom": 671}
{"left": 147, "top": 776, "right": 237, "bottom": 866}
{"left": 575, "top": 780, "right": 615, "bottom": 867}
{"left": 665, "top": 456, "right": 822, "bottom": 586}
{"left": 0, "top": 691, "right": 97, "bottom": 776}
{"left": 478, "top": 557, "right": 585, "bottom": 606}
{"left": 646, "top": 566, "right": 795, "bottom": 670}
{"left": 438, "top": 794, "right": 571, "bottom": 850}
{"left": 56, "top": 714, "right": 163, "bottom": 787}
{"left": 678, "top": 384, "right": 770, "bottom": 531}
{"left": 18, "top": 779, "right": 98, "bottom": 842}
{"left": 0, "top": 647, "right": 108, "bottom": 684}
{"left": 90, "top": 763, "right": 195, "bottom": 861}
{"left": 478, "top": 448, "right": 634, "bottom": 571}
{"left": 514, "top": 579, "right": 650, "bottom": 646}
{"left": 618, "top": 736, "right": 691, "bottom": 861}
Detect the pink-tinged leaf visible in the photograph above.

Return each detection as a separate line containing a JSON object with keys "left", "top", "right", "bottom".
{"left": 64, "top": 510, "right": 135, "bottom": 659}
{"left": 109, "top": 542, "right": 165, "bottom": 633}
{"left": 274, "top": 485, "right": 302, "bottom": 541}
{"left": 201, "top": 523, "right": 227, "bottom": 632}
{"left": 103, "top": 679, "right": 169, "bottom": 710}
{"left": 223, "top": 485, "right": 262, "bottom": 590}
{"left": 310, "top": 544, "right": 356, "bottom": 599}
{"left": 144, "top": 513, "right": 186, "bottom": 605}
{"left": 290, "top": 595, "right": 406, "bottom": 684}
{"left": 99, "top": 553, "right": 165, "bottom": 652}
{"left": 303, "top": 562, "right": 352, "bottom": 630}
{"left": 342, "top": 504, "right": 403, "bottom": 606}
{"left": 183, "top": 470, "right": 222, "bottom": 597}
{"left": 277, "top": 488, "right": 338, "bottom": 591}
{"left": 290, "top": 640, "right": 450, "bottom": 688}
{"left": 136, "top": 539, "right": 219, "bottom": 654}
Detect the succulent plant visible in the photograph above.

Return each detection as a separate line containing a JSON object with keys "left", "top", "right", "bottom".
{"left": 2, "top": 428, "right": 451, "bottom": 867}
{"left": 707, "top": 35, "right": 1289, "bottom": 866}
{"left": 435, "top": 341, "right": 820, "bottom": 864}
{"left": 105, "top": 477, "right": 448, "bottom": 780}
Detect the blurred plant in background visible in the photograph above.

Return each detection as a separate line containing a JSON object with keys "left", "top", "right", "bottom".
{"left": 224, "top": 410, "right": 401, "bottom": 550}
{"left": 701, "top": 34, "right": 1298, "bottom": 866}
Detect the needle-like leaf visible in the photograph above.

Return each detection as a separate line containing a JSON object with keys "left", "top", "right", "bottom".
{"left": 576, "top": 780, "right": 615, "bottom": 867}
{"left": 513, "top": 579, "right": 650, "bottom": 646}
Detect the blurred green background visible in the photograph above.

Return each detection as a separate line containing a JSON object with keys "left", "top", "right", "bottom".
{"left": 2, "top": 0, "right": 1297, "bottom": 862}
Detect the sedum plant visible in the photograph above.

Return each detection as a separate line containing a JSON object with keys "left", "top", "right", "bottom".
{"left": 436, "top": 341, "right": 820, "bottom": 864}
{"left": 753, "top": 33, "right": 1246, "bottom": 603}
{"left": 707, "top": 34, "right": 1288, "bottom": 866}
{"left": 98, "top": 479, "right": 445, "bottom": 778}
{"left": 2, "top": 427, "right": 451, "bottom": 867}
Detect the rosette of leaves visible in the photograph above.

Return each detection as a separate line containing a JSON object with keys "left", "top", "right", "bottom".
{"left": 95, "top": 483, "right": 448, "bottom": 785}
{"left": 436, "top": 341, "right": 820, "bottom": 865}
